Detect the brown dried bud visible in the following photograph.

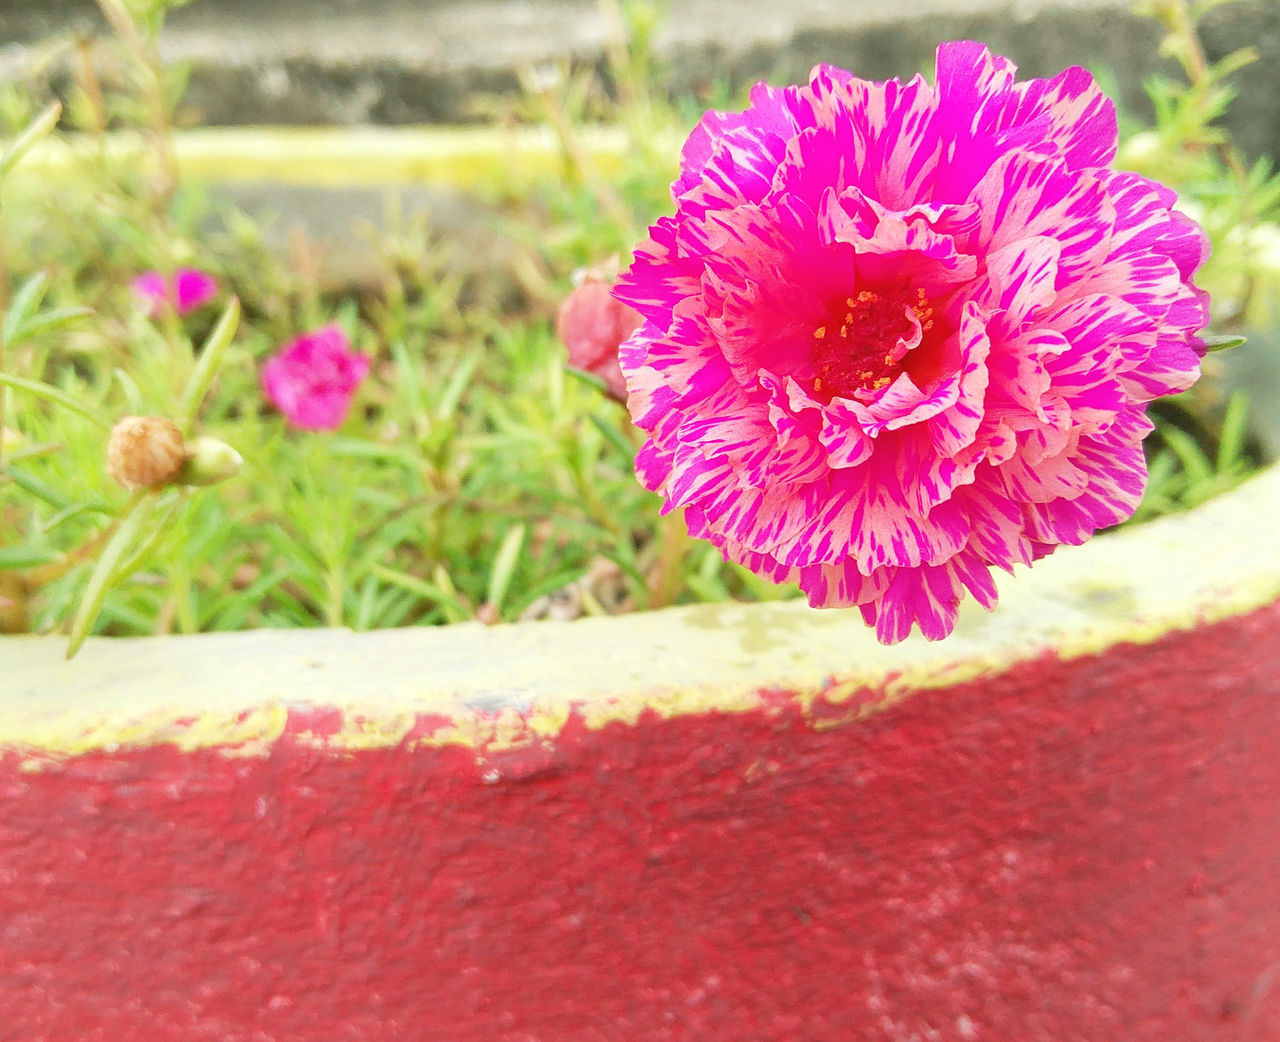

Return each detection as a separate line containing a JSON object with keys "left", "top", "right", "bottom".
{"left": 107, "top": 415, "right": 186, "bottom": 491}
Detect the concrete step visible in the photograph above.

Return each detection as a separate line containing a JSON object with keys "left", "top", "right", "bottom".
{"left": 0, "top": 0, "right": 1276, "bottom": 164}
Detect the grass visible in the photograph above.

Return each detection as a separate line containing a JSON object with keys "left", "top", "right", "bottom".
{"left": 0, "top": 0, "right": 1276, "bottom": 647}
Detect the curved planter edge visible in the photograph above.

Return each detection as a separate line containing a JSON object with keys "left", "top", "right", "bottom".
{"left": 3, "top": 461, "right": 1280, "bottom": 1041}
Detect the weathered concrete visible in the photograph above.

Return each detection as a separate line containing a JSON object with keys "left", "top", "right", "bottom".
{"left": 3, "top": 455, "right": 1280, "bottom": 1041}
{"left": 0, "top": 0, "right": 1276, "bottom": 163}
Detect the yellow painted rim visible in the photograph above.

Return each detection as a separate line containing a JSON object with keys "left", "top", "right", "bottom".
{"left": 2, "top": 461, "right": 1278, "bottom": 763}
{"left": 10, "top": 125, "right": 685, "bottom": 191}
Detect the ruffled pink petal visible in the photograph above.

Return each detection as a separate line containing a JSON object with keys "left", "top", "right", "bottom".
{"left": 131, "top": 268, "right": 218, "bottom": 317}
{"left": 972, "top": 152, "right": 1114, "bottom": 283}
{"left": 172, "top": 269, "right": 219, "bottom": 314}
{"left": 260, "top": 324, "right": 370, "bottom": 432}
{"left": 616, "top": 42, "right": 1210, "bottom": 643}
{"left": 130, "top": 271, "right": 168, "bottom": 312}
{"left": 674, "top": 83, "right": 802, "bottom": 207}
{"left": 996, "top": 64, "right": 1118, "bottom": 172}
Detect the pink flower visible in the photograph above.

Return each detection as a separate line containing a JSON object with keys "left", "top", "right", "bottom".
{"left": 615, "top": 42, "right": 1208, "bottom": 644}
{"left": 557, "top": 277, "right": 644, "bottom": 401}
{"left": 131, "top": 268, "right": 219, "bottom": 317}
{"left": 260, "top": 324, "right": 370, "bottom": 431}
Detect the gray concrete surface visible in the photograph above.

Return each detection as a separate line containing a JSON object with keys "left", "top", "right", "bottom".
{"left": 0, "top": 1, "right": 1276, "bottom": 164}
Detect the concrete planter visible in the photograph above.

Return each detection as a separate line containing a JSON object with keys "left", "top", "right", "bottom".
{"left": 3, "top": 460, "right": 1279, "bottom": 1040}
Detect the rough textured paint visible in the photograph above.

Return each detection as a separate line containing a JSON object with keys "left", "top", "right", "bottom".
{"left": 2, "top": 600, "right": 1279, "bottom": 1042}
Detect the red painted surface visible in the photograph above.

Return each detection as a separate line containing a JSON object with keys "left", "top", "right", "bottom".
{"left": 3, "top": 603, "right": 1280, "bottom": 1042}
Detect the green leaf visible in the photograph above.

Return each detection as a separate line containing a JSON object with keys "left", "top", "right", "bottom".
{"left": 42, "top": 502, "right": 113, "bottom": 532}
{"left": 1159, "top": 425, "right": 1214, "bottom": 487}
{"left": 0, "top": 545, "right": 57, "bottom": 570}
{"left": 1202, "top": 333, "right": 1247, "bottom": 352}
{"left": 176, "top": 296, "right": 240, "bottom": 431}
{"left": 353, "top": 573, "right": 381, "bottom": 631}
{"left": 2, "top": 464, "right": 71, "bottom": 510}
{"left": 112, "top": 367, "right": 145, "bottom": 415}
{"left": 588, "top": 412, "right": 637, "bottom": 465}
{"left": 3, "top": 441, "right": 61, "bottom": 466}
{"left": 369, "top": 563, "right": 472, "bottom": 622}
{"left": 437, "top": 350, "right": 481, "bottom": 420}
{"left": 0, "top": 100, "right": 61, "bottom": 184}
{"left": 1216, "top": 391, "right": 1251, "bottom": 473}
{"left": 66, "top": 495, "right": 151, "bottom": 658}
{"left": 112, "top": 494, "right": 186, "bottom": 580}
{"left": 565, "top": 365, "right": 611, "bottom": 395}
{"left": 0, "top": 372, "right": 111, "bottom": 429}
{"left": 1, "top": 272, "right": 49, "bottom": 345}
{"left": 6, "top": 305, "right": 94, "bottom": 347}
{"left": 486, "top": 523, "right": 526, "bottom": 612}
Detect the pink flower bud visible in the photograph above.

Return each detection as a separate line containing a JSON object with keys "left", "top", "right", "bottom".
{"left": 260, "top": 324, "right": 370, "bottom": 431}
{"left": 556, "top": 278, "right": 643, "bottom": 402}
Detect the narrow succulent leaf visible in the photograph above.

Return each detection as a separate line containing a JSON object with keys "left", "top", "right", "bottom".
{"left": 437, "top": 351, "right": 481, "bottom": 420}
{"left": 1202, "top": 333, "right": 1247, "bottom": 352}
{"left": 0, "top": 100, "right": 62, "bottom": 184}
{"left": 0, "top": 372, "right": 111, "bottom": 428}
{"left": 1, "top": 272, "right": 49, "bottom": 345}
{"left": 7, "top": 305, "right": 94, "bottom": 346}
{"left": 65, "top": 494, "right": 150, "bottom": 658}
{"left": 1216, "top": 391, "right": 1250, "bottom": 473}
{"left": 3, "top": 464, "right": 72, "bottom": 510}
{"left": 0, "top": 545, "right": 58, "bottom": 570}
{"left": 589, "top": 413, "right": 638, "bottom": 465}
{"left": 486, "top": 523, "right": 527, "bottom": 612}
{"left": 176, "top": 296, "right": 240, "bottom": 432}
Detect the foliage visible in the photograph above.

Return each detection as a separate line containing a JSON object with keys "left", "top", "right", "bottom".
{"left": 0, "top": 0, "right": 1272, "bottom": 648}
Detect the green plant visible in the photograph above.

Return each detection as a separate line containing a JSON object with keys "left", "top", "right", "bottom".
{"left": 0, "top": 0, "right": 1271, "bottom": 652}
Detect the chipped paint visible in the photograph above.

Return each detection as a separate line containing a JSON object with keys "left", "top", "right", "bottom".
{"left": 3, "top": 601, "right": 1278, "bottom": 1041}
{"left": 2, "top": 463, "right": 1279, "bottom": 761}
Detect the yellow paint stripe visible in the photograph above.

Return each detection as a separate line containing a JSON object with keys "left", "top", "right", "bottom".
{"left": 3, "top": 465, "right": 1279, "bottom": 762}
{"left": 8, "top": 125, "right": 684, "bottom": 192}
{"left": 2, "top": 463, "right": 1280, "bottom": 757}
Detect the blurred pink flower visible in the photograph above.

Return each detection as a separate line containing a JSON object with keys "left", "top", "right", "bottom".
{"left": 557, "top": 277, "right": 643, "bottom": 401}
{"left": 131, "top": 268, "right": 219, "bottom": 317}
{"left": 615, "top": 42, "right": 1208, "bottom": 644}
{"left": 260, "top": 324, "right": 370, "bottom": 431}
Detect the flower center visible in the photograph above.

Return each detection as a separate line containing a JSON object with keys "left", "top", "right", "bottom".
{"left": 810, "top": 288, "right": 935, "bottom": 401}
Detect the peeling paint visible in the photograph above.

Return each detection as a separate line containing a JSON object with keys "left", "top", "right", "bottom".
{"left": 2, "top": 464, "right": 1279, "bottom": 762}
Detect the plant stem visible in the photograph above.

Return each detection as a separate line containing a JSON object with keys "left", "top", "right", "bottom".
{"left": 648, "top": 508, "right": 690, "bottom": 608}
{"left": 1167, "top": 0, "right": 1257, "bottom": 322}
{"left": 1170, "top": 0, "right": 1250, "bottom": 185}
{"left": 325, "top": 565, "right": 345, "bottom": 628}
{"left": 0, "top": 329, "right": 7, "bottom": 474}
{"left": 520, "top": 66, "right": 636, "bottom": 237}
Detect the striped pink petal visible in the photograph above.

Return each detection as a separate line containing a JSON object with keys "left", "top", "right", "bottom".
{"left": 615, "top": 41, "right": 1208, "bottom": 643}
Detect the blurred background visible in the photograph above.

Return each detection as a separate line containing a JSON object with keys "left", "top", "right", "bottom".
{"left": 1, "top": 0, "right": 1277, "bottom": 638}
{"left": 0, "top": 0, "right": 1275, "bottom": 150}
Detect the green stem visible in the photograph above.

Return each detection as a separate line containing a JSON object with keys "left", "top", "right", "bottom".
{"left": 1171, "top": 0, "right": 1250, "bottom": 186}
{"left": 325, "top": 565, "right": 345, "bottom": 628}
{"left": 1157, "top": 0, "right": 1256, "bottom": 324}
{"left": 649, "top": 508, "right": 691, "bottom": 609}
{"left": 172, "top": 561, "right": 197, "bottom": 634}
{"left": 0, "top": 328, "right": 7, "bottom": 474}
